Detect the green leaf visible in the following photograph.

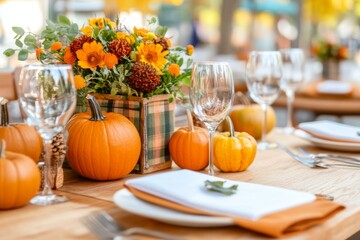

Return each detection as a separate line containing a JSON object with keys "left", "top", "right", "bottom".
{"left": 155, "top": 26, "right": 167, "bottom": 37}
{"left": 3, "top": 48, "right": 15, "bottom": 57}
{"left": 18, "top": 49, "right": 28, "bottom": 61}
{"left": 12, "top": 27, "right": 25, "bottom": 36}
{"left": 58, "top": 15, "right": 71, "bottom": 25}
{"left": 204, "top": 180, "right": 238, "bottom": 196}
{"left": 24, "top": 35, "right": 36, "bottom": 46}
{"left": 15, "top": 39, "right": 23, "bottom": 48}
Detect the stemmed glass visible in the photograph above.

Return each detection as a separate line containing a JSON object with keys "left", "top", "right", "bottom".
{"left": 18, "top": 64, "right": 77, "bottom": 205}
{"left": 190, "top": 62, "right": 234, "bottom": 175}
{"left": 280, "top": 48, "right": 305, "bottom": 134}
{"left": 245, "top": 51, "right": 282, "bottom": 150}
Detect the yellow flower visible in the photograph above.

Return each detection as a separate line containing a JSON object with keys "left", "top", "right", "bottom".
{"left": 116, "top": 32, "right": 135, "bottom": 45}
{"left": 136, "top": 43, "right": 168, "bottom": 72}
{"left": 76, "top": 41, "right": 105, "bottom": 69}
{"left": 50, "top": 42, "right": 62, "bottom": 51}
{"left": 133, "top": 27, "right": 149, "bottom": 37}
{"left": 186, "top": 45, "right": 194, "bottom": 56}
{"left": 88, "top": 17, "right": 115, "bottom": 30}
{"left": 74, "top": 75, "right": 86, "bottom": 90}
{"left": 143, "top": 32, "right": 157, "bottom": 41}
{"left": 81, "top": 26, "right": 93, "bottom": 37}
{"left": 168, "top": 63, "right": 180, "bottom": 77}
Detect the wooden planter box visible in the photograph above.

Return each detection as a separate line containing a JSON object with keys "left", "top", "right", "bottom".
{"left": 77, "top": 94, "right": 175, "bottom": 174}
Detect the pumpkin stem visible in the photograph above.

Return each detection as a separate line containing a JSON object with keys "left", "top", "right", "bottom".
{"left": 226, "top": 116, "right": 235, "bottom": 138}
{"left": 235, "top": 92, "right": 251, "bottom": 106}
{"left": 86, "top": 95, "right": 105, "bottom": 121}
{"left": 186, "top": 109, "right": 194, "bottom": 132}
{"left": 0, "top": 97, "right": 9, "bottom": 126}
{"left": 0, "top": 139, "right": 6, "bottom": 158}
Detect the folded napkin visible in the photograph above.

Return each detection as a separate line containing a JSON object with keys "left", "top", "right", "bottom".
{"left": 316, "top": 80, "right": 353, "bottom": 95}
{"left": 298, "top": 120, "right": 360, "bottom": 143}
{"left": 124, "top": 169, "right": 344, "bottom": 238}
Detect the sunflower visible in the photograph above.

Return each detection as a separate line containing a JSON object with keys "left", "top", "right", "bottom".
{"left": 136, "top": 43, "right": 168, "bottom": 72}
{"left": 76, "top": 41, "right": 105, "bottom": 69}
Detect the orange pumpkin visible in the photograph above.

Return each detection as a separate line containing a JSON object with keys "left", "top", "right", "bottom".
{"left": 66, "top": 95, "right": 141, "bottom": 180}
{"left": 0, "top": 141, "right": 41, "bottom": 209}
{"left": 0, "top": 98, "right": 42, "bottom": 163}
{"left": 169, "top": 109, "right": 209, "bottom": 170}
{"left": 214, "top": 117, "right": 257, "bottom": 172}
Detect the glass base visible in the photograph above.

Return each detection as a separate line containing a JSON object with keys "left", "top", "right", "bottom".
{"left": 280, "top": 126, "right": 295, "bottom": 135}
{"left": 257, "top": 141, "right": 278, "bottom": 151}
{"left": 30, "top": 194, "right": 68, "bottom": 206}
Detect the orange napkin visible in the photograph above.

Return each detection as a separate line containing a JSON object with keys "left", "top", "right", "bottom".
{"left": 124, "top": 185, "right": 343, "bottom": 238}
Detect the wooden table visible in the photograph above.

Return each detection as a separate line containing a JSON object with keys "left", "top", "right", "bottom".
{"left": 1, "top": 130, "right": 360, "bottom": 239}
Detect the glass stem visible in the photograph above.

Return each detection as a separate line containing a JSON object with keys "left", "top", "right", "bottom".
{"left": 42, "top": 139, "right": 54, "bottom": 196}
{"left": 208, "top": 129, "right": 216, "bottom": 176}
{"left": 286, "top": 91, "right": 295, "bottom": 128}
{"left": 261, "top": 104, "right": 268, "bottom": 143}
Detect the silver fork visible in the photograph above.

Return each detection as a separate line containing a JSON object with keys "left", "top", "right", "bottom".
{"left": 82, "top": 211, "right": 185, "bottom": 240}
{"left": 296, "top": 147, "right": 360, "bottom": 164}
{"left": 279, "top": 144, "right": 360, "bottom": 169}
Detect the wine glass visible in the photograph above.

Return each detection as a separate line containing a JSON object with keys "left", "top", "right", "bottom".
{"left": 245, "top": 51, "right": 282, "bottom": 150}
{"left": 18, "top": 64, "right": 77, "bottom": 205}
{"left": 280, "top": 48, "right": 305, "bottom": 134}
{"left": 190, "top": 62, "right": 234, "bottom": 175}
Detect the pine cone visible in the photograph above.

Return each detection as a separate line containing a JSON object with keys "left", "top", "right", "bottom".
{"left": 108, "top": 39, "right": 132, "bottom": 61}
{"left": 128, "top": 62, "right": 160, "bottom": 93}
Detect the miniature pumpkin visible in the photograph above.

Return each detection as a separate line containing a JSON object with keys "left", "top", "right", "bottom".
{"left": 0, "top": 141, "right": 41, "bottom": 209}
{"left": 0, "top": 98, "right": 43, "bottom": 163}
{"left": 169, "top": 109, "right": 209, "bottom": 170}
{"left": 66, "top": 95, "right": 141, "bottom": 180}
{"left": 214, "top": 117, "right": 257, "bottom": 172}
{"left": 225, "top": 104, "right": 276, "bottom": 140}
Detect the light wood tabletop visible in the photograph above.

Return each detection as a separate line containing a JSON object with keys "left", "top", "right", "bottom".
{"left": 1, "top": 129, "right": 360, "bottom": 240}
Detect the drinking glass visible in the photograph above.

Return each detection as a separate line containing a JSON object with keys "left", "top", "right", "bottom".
{"left": 280, "top": 48, "right": 305, "bottom": 134}
{"left": 190, "top": 62, "right": 234, "bottom": 175}
{"left": 18, "top": 64, "right": 77, "bottom": 205}
{"left": 245, "top": 51, "right": 282, "bottom": 150}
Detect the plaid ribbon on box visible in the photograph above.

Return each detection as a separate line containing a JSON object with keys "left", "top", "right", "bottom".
{"left": 87, "top": 94, "right": 174, "bottom": 174}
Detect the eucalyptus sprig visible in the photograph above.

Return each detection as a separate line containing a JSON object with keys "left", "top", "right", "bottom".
{"left": 204, "top": 180, "right": 238, "bottom": 196}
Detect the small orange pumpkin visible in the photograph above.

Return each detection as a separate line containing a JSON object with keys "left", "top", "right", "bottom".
{"left": 214, "top": 117, "right": 257, "bottom": 172}
{"left": 0, "top": 98, "right": 42, "bottom": 163}
{"left": 66, "top": 95, "right": 141, "bottom": 180}
{"left": 0, "top": 141, "right": 41, "bottom": 209}
{"left": 169, "top": 109, "right": 209, "bottom": 170}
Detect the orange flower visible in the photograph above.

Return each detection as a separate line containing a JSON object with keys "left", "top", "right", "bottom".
{"left": 63, "top": 47, "right": 76, "bottom": 65}
{"left": 74, "top": 75, "right": 86, "bottom": 90}
{"left": 168, "top": 63, "right": 180, "bottom": 77}
{"left": 104, "top": 53, "right": 118, "bottom": 69}
{"left": 35, "top": 48, "right": 43, "bottom": 60}
{"left": 136, "top": 43, "right": 168, "bottom": 72}
{"left": 186, "top": 45, "right": 194, "bottom": 56}
{"left": 76, "top": 41, "right": 105, "bottom": 69}
{"left": 50, "top": 42, "right": 62, "bottom": 51}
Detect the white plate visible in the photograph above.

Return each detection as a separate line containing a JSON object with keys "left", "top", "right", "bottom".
{"left": 294, "top": 129, "right": 360, "bottom": 152}
{"left": 113, "top": 189, "right": 235, "bottom": 227}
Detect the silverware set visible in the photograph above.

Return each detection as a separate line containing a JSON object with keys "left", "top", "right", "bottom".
{"left": 82, "top": 211, "right": 184, "bottom": 240}
{"left": 279, "top": 144, "right": 360, "bottom": 169}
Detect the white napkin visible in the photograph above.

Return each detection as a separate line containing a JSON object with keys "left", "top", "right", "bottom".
{"left": 316, "top": 80, "right": 352, "bottom": 95}
{"left": 125, "top": 169, "right": 315, "bottom": 220}
{"left": 298, "top": 120, "right": 360, "bottom": 143}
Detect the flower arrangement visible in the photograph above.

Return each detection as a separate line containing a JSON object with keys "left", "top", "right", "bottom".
{"left": 311, "top": 39, "right": 348, "bottom": 62}
{"left": 3, "top": 16, "right": 194, "bottom": 104}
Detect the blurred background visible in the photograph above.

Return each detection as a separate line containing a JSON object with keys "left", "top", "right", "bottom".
{"left": 1, "top": 0, "right": 360, "bottom": 125}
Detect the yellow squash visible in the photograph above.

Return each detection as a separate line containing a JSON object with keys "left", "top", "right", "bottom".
{"left": 214, "top": 117, "right": 257, "bottom": 172}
